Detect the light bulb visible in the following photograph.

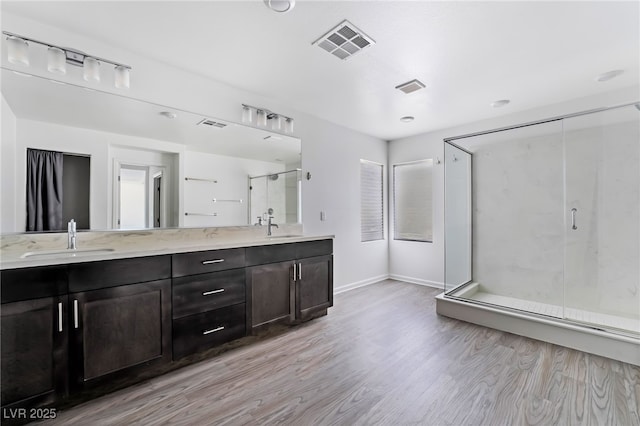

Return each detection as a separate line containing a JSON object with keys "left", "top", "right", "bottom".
{"left": 284, "top": 118, "right": 294, "bottom": 133}
{"left": 242, "top": 106, "right": 253, "bottom": 124}
{"left": 256, "top": 109, "right": 267, "bottom": 127}
{"left": 83, "top": 57, "right": 101, "bottom": 82}
{"left": 114, "top": 65, "right": 130, "bottom": 89}
{"left": 271, "top": 114, "right": 282, "bottom": 131}
{"left": 47, "top": 47, "right": 66, "bottom": 75}
{"left": 7, "top": 36, "right": 29, "bottom": 66}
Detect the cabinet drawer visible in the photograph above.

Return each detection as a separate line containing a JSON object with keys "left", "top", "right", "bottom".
{"left": 68, "top": 256, "right": 171, "bottom": 292}
{"left": 296, "top": 239, "right": 333, "bottom": 259}
{"left": 172, "top": 269, "right": 245, "bottom": 319}
{"left": 245, "top": 243, "right": 297, "bottom": 266}
{"left": 172, "top": 248, "right": 245, "bottom": 277}
{"left": 1, "top": 265, "right": 68, "bottom": 303}
{"left": 173, "top": 303, "right": 246, "bottom": 359}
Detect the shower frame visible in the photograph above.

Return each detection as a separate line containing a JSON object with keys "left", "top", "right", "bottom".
{"left": 438, "top": 101, "right": 640, "bottom": 365}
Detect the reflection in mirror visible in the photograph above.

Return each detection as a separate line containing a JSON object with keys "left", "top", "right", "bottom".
{"left": 0, "top": 68, "right": 302, "bottom": 233}
{"left": 249, "top": 169, "right": 302, "bottom": 226}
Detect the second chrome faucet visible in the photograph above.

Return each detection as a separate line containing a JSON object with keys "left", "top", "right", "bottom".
{"left": 267, "top": 216, "right": 278, "bottom": 236}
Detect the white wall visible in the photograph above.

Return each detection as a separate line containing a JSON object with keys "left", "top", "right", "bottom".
{"left": 1, "top": 95, "right": 17, "bottom": 232}
{"left": 1, "top": 12, "right": 390, "bottom": 291}
{"left": 300, "top": 118, "right": 389, "bottom": 291}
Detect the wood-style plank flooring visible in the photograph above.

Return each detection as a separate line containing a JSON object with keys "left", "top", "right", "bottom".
{"left": 37, "top": 280, "right": 640, "bottom": 425}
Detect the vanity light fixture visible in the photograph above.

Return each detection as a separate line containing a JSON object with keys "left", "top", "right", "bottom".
{"left": 2, "top": 31, "right": 132, "bottom": 89}
{"left": 241, "top": 104, "right": 295, "bottom": 134}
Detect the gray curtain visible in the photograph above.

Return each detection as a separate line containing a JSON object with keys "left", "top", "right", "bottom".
{"left": 27, "top": 149, "right": 63, "bottom": 231}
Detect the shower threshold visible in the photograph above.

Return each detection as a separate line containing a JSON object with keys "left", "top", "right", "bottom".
{"left": 452, "top": 282, "right": 640, "bottom": 335}
{"left": 437, "top": 284, "right": 640, "bottom": 366}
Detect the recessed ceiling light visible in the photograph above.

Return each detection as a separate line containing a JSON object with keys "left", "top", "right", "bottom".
{"left": 400, "top": 116, "right": 415, "bottom": 123}
{"left": 490, "top": 99, "right": 510, "bottom": 108}
{"left": 595, "top": 69, "right": 624, "bottom": 82}
{"left": 264, "top": 0, "right": 295, "bottom": 13}
{"left": 160, "top": 111, "right": 177, "bottom": 119}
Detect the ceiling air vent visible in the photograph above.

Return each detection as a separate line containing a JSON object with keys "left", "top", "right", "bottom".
{"left": 313, "top": 19, "right": 375, "bottom": 60}
{"left": 197, "top": 118, "right": 228, "bottom": 129}
{"left": 395, "top": 79, "right": 426, "bottom": 94}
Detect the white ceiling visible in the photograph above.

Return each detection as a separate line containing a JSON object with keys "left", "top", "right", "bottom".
{"left": 2, "top": 1, "right": 639, "bottom": 141}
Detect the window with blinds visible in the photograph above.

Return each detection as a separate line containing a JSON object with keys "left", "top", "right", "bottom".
{"left": 393, "top": 159, "right": 433, "bottom": 242}
{"left": 360, "top": 159, "right": 384, "bottom": 242}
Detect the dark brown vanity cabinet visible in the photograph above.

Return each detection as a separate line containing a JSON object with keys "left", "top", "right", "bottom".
{"left": 171, "top": 248, "right": 247, "bottom": 359}
{"left": 1, "top": 266, "right": 68, "bottom": 416}
{"left": 66, "top": 256, "right": 172, "bottom": 390}
{"left": 246, "top": 239, "right": 333, "bottom": 331}
{"left": 0, "top": 238, "right": 333, "bottom": 418}
{"left": 296, "top": 254, "right": 333, "bottom": 321}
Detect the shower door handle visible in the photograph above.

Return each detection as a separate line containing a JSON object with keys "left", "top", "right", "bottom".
{"left": 571, "top": 208, "right": 577, "bottom": 230}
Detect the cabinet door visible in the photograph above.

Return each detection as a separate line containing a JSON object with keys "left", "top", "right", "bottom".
{"left": 296, "top": 255, "right": 333, "bottom": 321}
{"left": 1, "top": 296, "right": 68, "bottom": 411}
{"left": 246, "top": 261, "right": 294, "bottom": 330}
{"left": 69, "top": 279, "right": 171, "bottom": 390}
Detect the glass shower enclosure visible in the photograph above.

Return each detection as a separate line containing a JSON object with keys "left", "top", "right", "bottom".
{"left": 444, "top": 103, "right": 640, "bottom": 336}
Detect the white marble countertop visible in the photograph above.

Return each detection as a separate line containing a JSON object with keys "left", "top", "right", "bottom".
{"left": 0, "top": 226, "right": 334, "bottom": 270}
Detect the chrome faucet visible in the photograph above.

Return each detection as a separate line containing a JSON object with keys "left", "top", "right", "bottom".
{"left": 67, "top": 219, "right": 77, "bottom": 250}
{"left": 267, "top": 216, "right": 278, "bottom": 236}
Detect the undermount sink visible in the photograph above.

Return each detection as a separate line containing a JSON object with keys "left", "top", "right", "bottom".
{"left": 21, "top": 248, "right": 115, "bottom": 259}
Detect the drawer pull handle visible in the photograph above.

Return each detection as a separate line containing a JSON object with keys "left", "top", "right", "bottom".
{"left": 73, "top": 299, "right": 79, "bottom": 329}
{"left": 58, "top": 302, "right": 63, "bottom": 332}
{"left": 202, "top": 289, "right": 225, "bottom": 296}
{"left": 202, "top": 259, "right": 225, "bottom": 265}
{"left": 203, "top": 326, "right": 225, "bottom": 335}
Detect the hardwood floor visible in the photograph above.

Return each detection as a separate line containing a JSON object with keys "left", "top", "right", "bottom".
{"left": 36, "top": 280, "right": 640, "bottom": 426}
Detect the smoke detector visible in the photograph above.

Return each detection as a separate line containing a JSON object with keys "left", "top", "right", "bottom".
{"left": 395, "top": 79, "right": 426, "bottom": 94}
{"left": 264, "top": 0, "right": 295, "bottom": 13}
{"left": 313, "top": 20, "right": 375, "bottom": 60}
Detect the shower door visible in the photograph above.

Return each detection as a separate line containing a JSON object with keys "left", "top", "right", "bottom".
{"left": 563, "top": 105, "right": 640, "bottom": 334}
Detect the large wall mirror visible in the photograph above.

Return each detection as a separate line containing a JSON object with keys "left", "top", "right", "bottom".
{"left": 1, "top": 68, "right": 302, "bottom": 233}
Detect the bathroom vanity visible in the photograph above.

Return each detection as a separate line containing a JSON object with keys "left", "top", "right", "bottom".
{"left": 0, "top": 232, "right": 333, "bottom": 422}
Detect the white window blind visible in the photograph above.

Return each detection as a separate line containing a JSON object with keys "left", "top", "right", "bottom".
{"left": 360, "top": 160, "right": 384, "bottom": 242}
{"left": 393, "top": 159, "right": 433, "bottom": 242}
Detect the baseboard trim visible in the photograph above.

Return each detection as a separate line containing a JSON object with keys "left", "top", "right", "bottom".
{"left": 334, "top": 275, "right": 390, "bottom": 294}
{"left": 389, "top": 274, "right": 443, "bottom": 290}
